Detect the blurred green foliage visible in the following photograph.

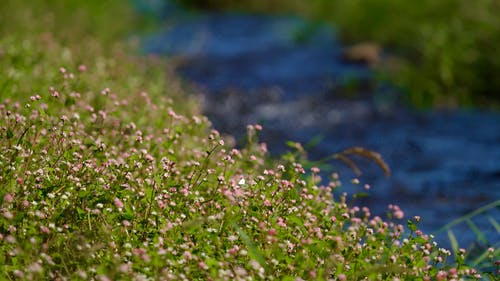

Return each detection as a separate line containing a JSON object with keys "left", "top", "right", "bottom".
{"left": 0, "top": 0, "right": 140, "bottom": 46}
{"left": 0, "top": 0, "right": 198, "bottom": 113}
{"left": 173, "top": 0, "right": 500, "bottom": 109}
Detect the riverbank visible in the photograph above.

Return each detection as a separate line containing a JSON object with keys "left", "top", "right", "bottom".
{"left": 141, "top": 3, "right": 500, "bottom": 251}
{"left": 174, "top": 0, "right": 500, "bottom": 109}
{"left": 0, "top": 1, "right": 497, "bottom": 279}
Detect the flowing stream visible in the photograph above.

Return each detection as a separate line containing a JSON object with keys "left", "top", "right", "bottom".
{"left": 136, "top": 0, "right": 500, "bottom": 249}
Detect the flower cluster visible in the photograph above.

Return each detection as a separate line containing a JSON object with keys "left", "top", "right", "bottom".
{"left": 0, "top": 60, "right": 490, "bottom": 280}
{"left": 0, "top": 2, "right": 496, "bottom": 279}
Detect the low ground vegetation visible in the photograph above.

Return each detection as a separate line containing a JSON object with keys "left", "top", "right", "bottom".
{"left": 0, "top": 0, "right": 498, "bottom": 279}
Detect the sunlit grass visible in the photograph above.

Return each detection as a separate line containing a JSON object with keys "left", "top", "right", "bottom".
{"left": 0, "top": 0, "right": 498, "bottom": 280}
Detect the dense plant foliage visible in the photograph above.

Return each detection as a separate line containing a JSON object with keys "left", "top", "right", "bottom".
{"left": 0, "top": 46, "right": 489, "bottom": 280}
{"left": 174, "top": 0, "right": 500, "bottom": 109}
{"left": 1, "top": 0, "right": 498, "bottom": 279}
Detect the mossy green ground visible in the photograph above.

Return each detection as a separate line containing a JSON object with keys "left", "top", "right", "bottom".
{"left": 0, "top": 0, "right": 498, "bottom": 279}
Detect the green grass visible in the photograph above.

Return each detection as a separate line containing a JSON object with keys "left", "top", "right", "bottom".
{"left": 437, "top": 200, "right": 500, "bottom": 279}
{"left": 174, "top": 0, "right": 500, "bottom": 109}
{"left": 0, "top": 0, "right": 498, "bottom": 279}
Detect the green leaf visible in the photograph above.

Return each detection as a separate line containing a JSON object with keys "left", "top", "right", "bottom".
{"left": 353, "top": 192, "right": 369, "bottom": 199}
{"left": 65, "top": 96, "right": 75, "bottom": 106}
{"left": 286, "top": 141, "right": 297, "bottom": 148}
{"left": 304, "top": 134, "right": 323, "bottom": 150}
{"left": 407, "top": 219, "right": 417, "bottom": 232}
{"left": 6, "top": 129, "right": 13, "bottom": 139}
{"left": 123, "top": 204, "right": 135, "bottom": 221}
{"left": 288, "top": 215, "right": 304, "bottom": 227}
{"left": 232, "top": 223, "right": 267, "bottom": 270}
{"left": 413, "top": 237, "right": 428, "bottom": 244}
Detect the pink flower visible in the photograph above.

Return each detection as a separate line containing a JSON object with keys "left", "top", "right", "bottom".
{"left": 199, "top": 261, "right": 208, "bottom": 270}
{"left": 119, "top": 263, "right": 131, "bottom": 273}
{"left": 98, "top": 275, "right": 111, "bottom": 281}
{"left": 394, "top": 210, "right": 404, "bottom": 219}
{"left": 3, "top": 211, "right": 14, "bottom": 220}
{"left": 389, "top": 204, "right": 405, "bottom": 219}
{"left": 449, "top": 268, "right": 457, "bottom": 276}
{"left": 277, "top": 217, "right": 286, "bottom": 227}
{"left": 228, "top": 246, "right": 239, "bottom": 255}
{"left": 436, "top": 270, "right": 447, "bottom": 280}
{"left": 3, "top": 193, "right": 14, "bottom": 203}
{"left": 157, "top": 200, "right": 166, "bottom": 209}
{"left": 181, "top": 188, "right": 189, "bottom": 196}
{"left": 13, "top": 270, "right": 24, "bottom": 278}
{"left": 78, "top": 64, "right": 87, "bottom": 72}
{"left": 114, "top": 198, "right": 124, "bottom": 209}
{"left": 40, "top": 225, "right": 50, "bottom": 234}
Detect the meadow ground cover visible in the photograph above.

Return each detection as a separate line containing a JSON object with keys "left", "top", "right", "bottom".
{"left": 0, "top": 0, "right": 498, "bottom": 280}
{"left": 174, "top": 0, "right": 500, "bottom": 109}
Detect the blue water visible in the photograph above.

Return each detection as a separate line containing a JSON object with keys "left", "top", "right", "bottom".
{"left": 135, "top": 0, "right": 500, "bottom": 250}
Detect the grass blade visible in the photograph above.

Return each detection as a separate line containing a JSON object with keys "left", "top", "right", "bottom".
{"left": 232, "top": 224, "right": 268, "bottom": 270}
{"left": 470, "top": 243, "right": 500, "bottom": 267}
{"left": 435, "top": 200, "right": 500, "bottom": 235}
{"left": 465, "top": 219, "right": 487, "bottom": 245}
{"left": 487, "top": 216, "right": 500, "bottom": 233}
{"left": 447, "top": 230, "right": 459, "bottom": 257}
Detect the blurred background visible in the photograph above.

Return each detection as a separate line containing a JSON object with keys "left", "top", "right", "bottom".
{"left": 2, "top": 0, "right": 496, "bottom": 256}
{"left": 165, "top": 0, "right": 500, "bottom": 108}
{"left": 135, "top": 0, "right": 500, "bottom": 250}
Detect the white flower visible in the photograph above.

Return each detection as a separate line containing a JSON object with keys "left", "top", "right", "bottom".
{"left": 238, "top": 178, "right": 246, "bottom": 186}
